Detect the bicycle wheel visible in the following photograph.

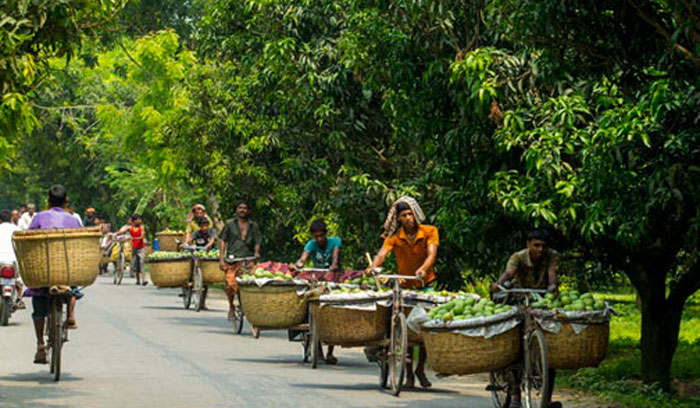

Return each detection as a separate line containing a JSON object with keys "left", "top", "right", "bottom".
{"left": 524, "top": 329, "right": 550, "bottom": 408}
{"left": 310, "top": 313, "right": 319, "bottom": 369}
{"left": 47, "top": 305, "right": 55, "bottom": 374}
{"left": 193, "top": 266, "right": 203, "bottom": 312}
{"left": 115, "top": 251, "right": 124, "bottom": 285}
{"left": 389, "top": 313, "right": 408, "bottom": 396}
{"left": 233, "top": 292, "right": 244, "bottom": 334}
{"left": 51, "top": 299, "right": 63, "bottom": 382}
{"left": 489, "top": 370, "right": 513, "bottom": 408}
{"left": 182, "top": 287, "right": 192, "bottom": 309}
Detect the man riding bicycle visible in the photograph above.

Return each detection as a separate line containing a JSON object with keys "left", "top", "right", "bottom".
{"left": 24, "top": 185, "right": 82, "bottom": 364}
{"left": 490, "top": 229, "right": 561, "bottom": 408}
{"left": 186, "top": 217, "right": 218, "bottom": 310}
{"left": 219, "top": 200, "right": 261, "bottom": 321}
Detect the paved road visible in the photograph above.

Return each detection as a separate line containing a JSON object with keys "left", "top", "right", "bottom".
{"left": 0, "top": 276, "right": 585, "bottom": 408}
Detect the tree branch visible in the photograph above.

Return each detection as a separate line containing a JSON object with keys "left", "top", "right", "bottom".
{"left": 668, "top": 249, "right": 700, "bottom": 312}
{"left": 626, "top": 0, "right": 700, "bottom": 68}
{"left": 117, "top": 39, "right": 144, "bottom": 71}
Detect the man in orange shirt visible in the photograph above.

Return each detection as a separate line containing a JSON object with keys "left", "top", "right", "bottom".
{"left": 367, "top": 197, "right": 438, "bottom": 388}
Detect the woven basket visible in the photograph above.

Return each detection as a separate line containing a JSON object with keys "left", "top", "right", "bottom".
{"left": 13, "top": 227, "right": 101, "bottom": 289}
{"left": 201, "top": 259, "right": 224, "bottom": 285}
{"left": 422, "top": 326, "right": 520, "bottom": 375}
{"left": 156, "top": 232, "right": 184, "bottom": 252}
{"left": 311, "top": 302, "right": 390, "bottom": 347}
{"left": 544, "top": 321, "right": 609, "bottom": 370}
{"left": 239, "top": 283, "right": 307, "bottom": 329}
{"left": 148, "top": 259, "right": 191, "bottom": 288}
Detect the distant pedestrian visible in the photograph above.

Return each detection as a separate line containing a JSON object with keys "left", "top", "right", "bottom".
{"left": 18, "top": 204, "right": 36, "bottom": 230}
{"left": 10, "top": 209, "right": 19, "bottom": 226}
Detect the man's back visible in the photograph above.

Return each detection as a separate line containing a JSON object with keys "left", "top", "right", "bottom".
{"left": 29, "top": 207, "right": 82, "bottom": 230}
{"left": 0, "top": 222, "right": 19, "bottom": 262}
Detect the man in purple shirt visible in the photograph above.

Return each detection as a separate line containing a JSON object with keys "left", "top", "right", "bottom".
{"left": 27, "top": 185, "right": 83, "bottom": 364}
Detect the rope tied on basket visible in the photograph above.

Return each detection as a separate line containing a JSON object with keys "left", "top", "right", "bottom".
{"left": 62, "top": 230, "right": 71, "bottom": 285}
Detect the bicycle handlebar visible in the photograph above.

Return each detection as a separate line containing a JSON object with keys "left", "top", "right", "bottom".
{"left": 225, "top": 256, "right": 257, "bottom": 264}
{"left": 497, "top": 284, "right": 549, "bottom": 294}
{"left": 375, "top": 274, "right": 422, "bottom": 281}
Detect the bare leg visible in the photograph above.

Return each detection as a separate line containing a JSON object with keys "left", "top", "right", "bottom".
{"left": 405, "top": 349, "right": 415, "bottom": 388}
{"left": 67, "top": 296, "right": 76, "bottom": 320}
{"left": 34, "top": 318, "right": 45, "bottom": 346}
{"left": 201, "top": 287, "right": 208, "bottom": 309}
{"left": 415, "top": 346, "right": 432, "bottom": 388}
{"left": 325, "top": 345, "right": 337, "bottom": 364}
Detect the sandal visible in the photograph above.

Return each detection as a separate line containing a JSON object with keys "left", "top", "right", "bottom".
{"left": 416, "top": 371, "right": 432, "bottom": 388}
{"left": 34, "top": 346, "right": 48, "bottom": 364}
{"left": 325, "top": 355, "right": 338, "bottom": 365}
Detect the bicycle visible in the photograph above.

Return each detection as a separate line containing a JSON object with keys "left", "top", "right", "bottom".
{"left": 488, "top": 284, "right": 551, "bottom": 408}
{"left": 45, "top": 286, "right": 73, "bottom": 382}
{"left": 112, "top": 235, "right": 131, "bottom": 285}
{"left": 373, "top": 273, "right": 422, "bottom": 397}
{"left": 225, "top": 256, "right": 257, "bottom": 335}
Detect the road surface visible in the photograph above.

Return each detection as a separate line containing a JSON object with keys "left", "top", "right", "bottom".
{"left": 0, "top": 276, "right": 591, "bottom": 408}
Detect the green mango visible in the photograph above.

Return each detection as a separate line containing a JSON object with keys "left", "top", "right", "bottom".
{"left": 464, "top": 297, "right": 476, "bottom": 306}
{"left": 442, "top": 312, "right": 453, "bottom": 321}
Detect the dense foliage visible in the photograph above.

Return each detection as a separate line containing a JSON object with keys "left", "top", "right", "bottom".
{"left": 1, "top": 0, "right": 699, "bottom": 395}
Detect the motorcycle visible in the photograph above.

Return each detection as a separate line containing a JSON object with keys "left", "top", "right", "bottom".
{"left": 0, "top": 262, "right": 18, "bottom": 326}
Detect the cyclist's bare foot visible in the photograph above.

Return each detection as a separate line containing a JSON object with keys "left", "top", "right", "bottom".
{"left": 34, "top": 346, "right": 47, "bottom": 364}
{"left": 227, "top": 309, "right": 235, "bottom": 321}
{"left": 65, "top": 318, "right": 78, "bottom": 329}
{"left": 416, "top": 370, "right": 432, "bottom": 388}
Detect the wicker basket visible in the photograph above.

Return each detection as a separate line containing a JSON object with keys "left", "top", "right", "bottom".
{"left": 311, "top": 302, "right": 390, "bottom": 347}
{"left": 13, "top": 227, "right": 101, "bottom": 289}
{"left": 156, "top": 232, "right": 184, "bottom": 252}
{"left": 239, "top": 283, "right": 308, "bottom": 329}
{"left": 422, "top": 324, "right": 520, "bottom": 375}
{"left": 544, "top": 320, "right": 609, "bottom": 370}
{"left": 201, "top": 259, "right": 224, "bottom": 285}
{"left": 148, "top": 259, "right": 191, "bottom": 288}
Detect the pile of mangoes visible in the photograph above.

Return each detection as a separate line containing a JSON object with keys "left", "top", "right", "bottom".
{"left": 531, "top": 290, "right": 605, "bottom": 312}
{"left": 428, "top": 297, "right": 515, "bottom": 321}
{"left": 147, "top": 251, "right": 188, "bottom": 261}
{"left": 195, "top": 250, "right": 219, "bottom": 259}
{"left": 159, "top": 228, "right": 185, "bottom": 234}
{"left": 239, "top": 267, "right": 294, "bottom": 281}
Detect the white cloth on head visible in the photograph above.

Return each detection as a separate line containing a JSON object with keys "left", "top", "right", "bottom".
{"left": 382, "top": 196, "right": 426, "bottom": 238}
{"left": 0, "top": 222, "right": 19, "bottom": 263}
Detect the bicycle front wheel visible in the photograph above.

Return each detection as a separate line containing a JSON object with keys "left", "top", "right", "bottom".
{"left": 233, "top": 292, "right": 244, "bottom": 334}
{"left": 389, "top": 313, "right": 408, "bottom": 396}
{"left": 193, "top": 266, "right": 203, "bottom": 312}
{"left": 524, "top": 329, "right": 550, "bottom": 408}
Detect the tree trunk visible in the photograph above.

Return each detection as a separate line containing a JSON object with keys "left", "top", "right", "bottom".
{"left": 637, "top": 273, "right": 683, "bottom": 392}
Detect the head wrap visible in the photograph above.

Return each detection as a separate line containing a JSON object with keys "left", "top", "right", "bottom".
{"left": 187, "top": 204, "right": 207, "bottom": 223}
{"left": 382, "top": 196, "right": 426, "bottom": 238}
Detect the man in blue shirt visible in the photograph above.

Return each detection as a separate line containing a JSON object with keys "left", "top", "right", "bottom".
{"left": 292, "top": 218, "right": 341, "bottom": 364}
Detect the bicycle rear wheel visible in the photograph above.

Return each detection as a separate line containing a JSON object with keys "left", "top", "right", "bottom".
{"left": 182, "top": 287, "right": 192, "bottom": 309}
{"left": 524, "top": 329, "right": 550, "bottom": 408}
{"left": 489, "top": 370, "right": 513, "bottom": 408}
{"left": 389, "top": 313, "right": 408, "bottom": 396}
{"left": 51, "top": 299, "right": 63, "bottom": 382}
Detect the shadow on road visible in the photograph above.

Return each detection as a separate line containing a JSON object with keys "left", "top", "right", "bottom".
{"left": 0, "top": 372, "right": 84, "bottom": 384}
{"left": 227, "top": 355, "right": 306, "bottom": 365}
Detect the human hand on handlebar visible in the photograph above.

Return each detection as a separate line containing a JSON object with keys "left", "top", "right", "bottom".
{"left": 414, "top": 268, "right": 426, "bottom": 279}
